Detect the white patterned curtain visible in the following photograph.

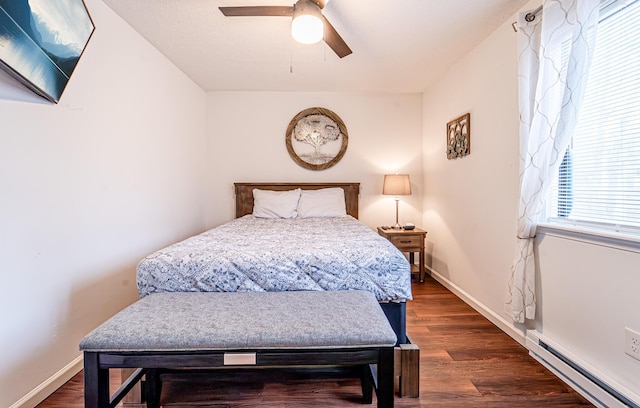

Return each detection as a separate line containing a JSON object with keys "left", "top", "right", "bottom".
{"left": 506, "top": 0, "right": 600, "bottom": 323}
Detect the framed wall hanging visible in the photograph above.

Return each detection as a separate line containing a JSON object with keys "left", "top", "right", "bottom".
{"left": 285, "top": 107, "right": 348, "bottom": 171}
{"left": 0, "top": 0, "right": 95, "bottom": 103}
{"left": 446, "top": 113, "right": 471, "bottom": 160}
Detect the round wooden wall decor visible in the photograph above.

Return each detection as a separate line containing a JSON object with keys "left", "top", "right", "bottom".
{"left": 285, "top": 107, "right": 348, "bottom": 171}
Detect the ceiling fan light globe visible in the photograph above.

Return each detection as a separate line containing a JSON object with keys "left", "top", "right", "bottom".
{"left": 291, "top": 14, "right": 323, "bottom": 44}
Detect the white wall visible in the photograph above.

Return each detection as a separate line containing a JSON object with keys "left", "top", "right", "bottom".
{"left": 205, "top": 92, "right": 423, "bottom": 230}
{"left": 422, "top": 6, "right": 640, "bottom": 402}
{"left": 421, "top": 18, "right": 521, "bottom": 321}
{"left": 0, "top": 1, "right": 207, "bottom": 406}
{"left": 537, "top": 232, "right": 640, "bottom": 399}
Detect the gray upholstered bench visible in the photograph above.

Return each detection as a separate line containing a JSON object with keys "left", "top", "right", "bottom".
{"left": 80, "top": 290, "right": 397, "bottom": 407}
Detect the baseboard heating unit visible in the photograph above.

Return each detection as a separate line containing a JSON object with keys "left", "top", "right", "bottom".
{"left": 526, "top": 330, "right": 639, "bottom": 408}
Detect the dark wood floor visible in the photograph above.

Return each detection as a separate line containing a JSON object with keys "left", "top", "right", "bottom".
{"left": 37, "top": 275, "right": 593, "bottom": 407}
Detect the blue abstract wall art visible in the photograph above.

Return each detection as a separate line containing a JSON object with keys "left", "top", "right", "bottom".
{"left": 0, "top": 0, "right": 94, "bottom": 103}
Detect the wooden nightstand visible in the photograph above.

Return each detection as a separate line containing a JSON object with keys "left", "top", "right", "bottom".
{"left": 378, "top": 226, "right": 427, "bottom": 283}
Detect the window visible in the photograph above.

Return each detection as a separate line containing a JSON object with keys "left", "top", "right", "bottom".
{"left": 545, "top": 0, "right": 640, "bottom": 236}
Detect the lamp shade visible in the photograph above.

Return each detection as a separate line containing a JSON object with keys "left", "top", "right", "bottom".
{"left": 291, "top": 0, "right": 324, "bottom": 44}
{"left": 383, "top": 174, "right": 412, "bottom": 195}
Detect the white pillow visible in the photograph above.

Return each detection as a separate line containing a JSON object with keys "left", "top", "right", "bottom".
{"left": 297, "top": 188, "right": 347, "bottom": 218}
{"left": 252, "top": 188, "right": 301, "bottom": 219}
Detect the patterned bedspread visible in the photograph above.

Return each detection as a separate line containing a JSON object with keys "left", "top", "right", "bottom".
{"left": 136, "top": 215, "right": 412, "bottom": 302}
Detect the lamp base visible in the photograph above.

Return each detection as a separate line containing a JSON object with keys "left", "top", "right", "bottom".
{"left": 393, "top": 197, "right": 401, "bottom": 230}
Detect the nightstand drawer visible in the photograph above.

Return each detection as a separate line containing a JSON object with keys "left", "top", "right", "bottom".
{"left": 389, "top": 235, "right": 422, "bottom": 250}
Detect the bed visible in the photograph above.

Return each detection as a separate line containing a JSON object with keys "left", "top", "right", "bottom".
{"left": 136, "top": 182, "right": 412, "bottom": 343}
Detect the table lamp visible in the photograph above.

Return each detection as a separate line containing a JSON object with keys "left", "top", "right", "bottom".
{"left": 383, "top": 174, "right": 412, "bottom": 229}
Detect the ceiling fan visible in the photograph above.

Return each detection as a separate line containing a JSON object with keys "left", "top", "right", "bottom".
{"left": 219, "top": 0, "right": 353, "bottom": 58}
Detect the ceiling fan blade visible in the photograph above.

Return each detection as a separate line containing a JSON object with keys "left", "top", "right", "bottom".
{"left": 323, "top": 18, "right": 352, "bottom": 58}
{"left": 219, "top": 6, "right": 293, "bottom": 17}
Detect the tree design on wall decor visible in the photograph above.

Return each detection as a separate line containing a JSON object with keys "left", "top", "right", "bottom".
{"left": 286, "top": 107, "right": 348, "bottom": 171}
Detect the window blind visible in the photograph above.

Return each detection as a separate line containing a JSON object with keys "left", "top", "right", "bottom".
{"left": 546, "top": 0, "right": 640, "bottom": 234}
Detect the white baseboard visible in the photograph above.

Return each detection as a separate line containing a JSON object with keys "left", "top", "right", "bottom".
{"left": 425, "top": 266, "right": 526, "bottom": 347}
{"left": 9, "top": 354, "right": 83, "bottom": 408}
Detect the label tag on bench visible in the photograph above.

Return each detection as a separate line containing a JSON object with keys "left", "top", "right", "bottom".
{"left": 224, "top": 352, "right": 256, "bottom": 365}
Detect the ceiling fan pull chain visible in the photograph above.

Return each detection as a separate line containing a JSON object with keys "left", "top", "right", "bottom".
{"left": 290, "top": 37, "right": 294, "bottom": 73}
{"left": 323, "top": 36, "right": 327, "bottom": 61}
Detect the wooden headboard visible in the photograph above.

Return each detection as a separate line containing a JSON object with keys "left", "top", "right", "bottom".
{"left": 234, "top": 182, "right": 360, "bottom": 219}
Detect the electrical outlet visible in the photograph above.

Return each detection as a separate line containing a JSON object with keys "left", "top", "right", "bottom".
{"left": 625, "top": 327, "right": 640, "bottom": 361}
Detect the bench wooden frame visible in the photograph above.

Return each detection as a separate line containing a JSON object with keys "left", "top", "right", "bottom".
{"left": 82, "top": 290, "right": 398, "bottom": 407}
{"left": 84, "top": 347, "right": 395, "bottom": 408}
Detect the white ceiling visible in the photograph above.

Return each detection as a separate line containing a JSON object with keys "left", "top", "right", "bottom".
{"left": 102, "top": 0, "right": 528, "bottom": 93}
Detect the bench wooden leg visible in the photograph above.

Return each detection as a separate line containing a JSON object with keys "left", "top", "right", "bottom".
{"left": 361, "top": 364, "right": 374, "bottom": 404}
{"left": 144, "top": 369, "right": 162, "bottom": 408}
{"left": 83, "top": 352, "right": 110, "bottom": 408}
{"left": 377, "top": 347, "right": 394, "bottom": 408}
